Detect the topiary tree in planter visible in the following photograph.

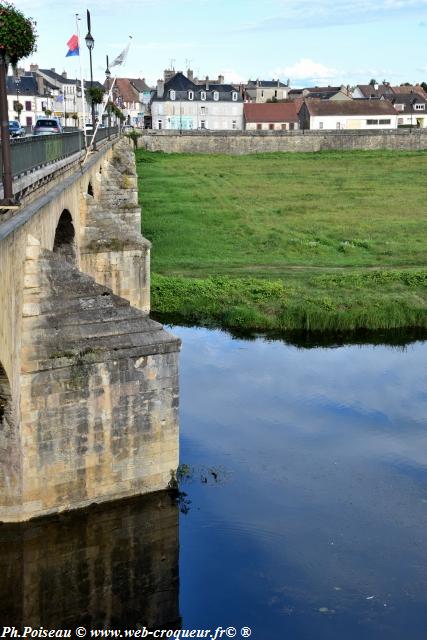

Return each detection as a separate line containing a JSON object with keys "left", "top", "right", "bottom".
{"left": 0, "top": 2, "right": 37, "bottom": 201}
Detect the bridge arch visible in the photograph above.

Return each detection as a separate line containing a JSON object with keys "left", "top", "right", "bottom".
{"left": 53, "top": 209, "right": 77, "bottom": 265}
{"left": 0, "top": 363, "right": 12, "bottom": 430}
{"left": 87, "top": 181, "right": 94, "bottom": 197}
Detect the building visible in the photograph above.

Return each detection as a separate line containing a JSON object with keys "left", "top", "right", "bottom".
{"left": 244, "top": 102, "right": 299, "bottom": 130}
{"left": 151, "top": 71, "right": 243, "bottom": 131}
{"left": 299, "top": 99, "right": 398, "bottom": 130}
{"left": 244, "top": 79, "right": 289, "bottom": 103}
{"left": 390, "top": 93, "right": 427, "bottom": 128}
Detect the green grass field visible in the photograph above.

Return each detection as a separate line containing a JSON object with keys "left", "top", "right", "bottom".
{"left": 136, "top": 149, "right": 427, "bottom": 332}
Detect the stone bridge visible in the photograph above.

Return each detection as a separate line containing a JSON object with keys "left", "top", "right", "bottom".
{"left": 0, "top": 137, "right": 180, "bottom": 522}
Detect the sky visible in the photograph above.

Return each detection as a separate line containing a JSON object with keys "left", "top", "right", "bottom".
{"left": 16, "top": 0, "right": 427, "bottom": 88}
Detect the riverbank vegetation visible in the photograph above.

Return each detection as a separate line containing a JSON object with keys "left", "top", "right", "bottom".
{"left": 136, "top": 149, "right": 427, "bottom": 333}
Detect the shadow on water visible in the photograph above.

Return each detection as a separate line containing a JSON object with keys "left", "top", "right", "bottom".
{"left": 152, "top": 312, "right": 427, "bottom": 349}
{"left": 0, "top": 491, "right": 180, "bottom": 629}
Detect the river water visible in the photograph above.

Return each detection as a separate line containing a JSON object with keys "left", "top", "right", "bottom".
{"left": 1, "top": 326, "right": 426, "bottom": 639}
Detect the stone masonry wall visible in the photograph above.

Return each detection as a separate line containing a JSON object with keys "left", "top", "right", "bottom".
{"left": 139, "top": 129, "right": 427, "bottom": 154}
{"left": 80, "top": 140, "right": 151, "bottom": 312}
{"left": 5, "top": 240, "right": 180, "bottom": 523}
{"left": 0, "top": 491, "right": 179, "bottom": 628}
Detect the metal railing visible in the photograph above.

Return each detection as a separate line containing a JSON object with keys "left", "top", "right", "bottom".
{"left": 1, "top": 126, "right": 120, "bottom": 180}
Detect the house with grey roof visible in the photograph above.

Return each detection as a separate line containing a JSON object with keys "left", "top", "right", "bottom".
{"left": 245, "top": 79, "right": 289, "bottom": 103}
{"left": 151, "top": 71, "right": 243, "bottom": 130}
{"left": 299, "top": 99, "right": 398, "bottom": 130}
{"left": 390, "top": 92, "right": 427, "bottom": 128}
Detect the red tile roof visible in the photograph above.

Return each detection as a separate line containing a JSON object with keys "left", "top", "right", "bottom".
{"left": 244, "top": 102, "right": 298, "bottom": 123}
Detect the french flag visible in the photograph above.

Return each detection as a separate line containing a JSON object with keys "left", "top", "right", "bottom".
{"left": 66, "top": 34, "right": 79, "bottom": 57}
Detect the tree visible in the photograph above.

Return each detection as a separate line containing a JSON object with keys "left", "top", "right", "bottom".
{"left": 421, "top": 82, "right": 427, "bottom": 94}
{"left": 13, "top": 99, "right": 22, "bottom": 120}
{"left": 86, "top": 86, "right": 104, "bottom": 105}
{"left": 0, "top": 2, "right": 37, "bottom": 66}
{"left": 369, "top": 78, "right": 377, "bottom": 86}
{"left": 0, "top": 2, "right": 37, "bottom": 201}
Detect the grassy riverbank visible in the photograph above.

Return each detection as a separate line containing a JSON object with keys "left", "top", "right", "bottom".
{"left": 136, "top": 149, "right": 427, "bottom": 332}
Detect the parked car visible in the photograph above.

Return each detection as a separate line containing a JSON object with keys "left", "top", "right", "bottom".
{"left": 33, "top": 118, "right": 62, "bottom": 135}
{"left": 9, "top": 121, "right": 24, "bottom": 137}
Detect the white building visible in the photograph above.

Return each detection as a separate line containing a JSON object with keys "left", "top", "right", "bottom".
{"left": 299, "top": 99, "right": 398, "bottom": 130}
{"left": 151, "top": 71, "right": 244, "bottom": 131}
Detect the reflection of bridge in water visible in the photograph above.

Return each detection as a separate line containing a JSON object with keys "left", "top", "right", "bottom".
{"left": 0, "top": 133, "right": 180, "bottom": 523}
{"left": 0, "top": 491, "right": 180, "bottom": 628}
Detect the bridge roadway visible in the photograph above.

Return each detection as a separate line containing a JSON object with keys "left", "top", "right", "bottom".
{"left": 0, "top": 135, "right": 180, "bottom": 522}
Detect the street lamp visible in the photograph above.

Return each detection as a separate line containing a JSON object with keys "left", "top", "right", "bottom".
{"left": 105, "top": 55, "right": 111, "bottom": 140}
{"left": 85, "top": 9, "right": 96, "bottom": 149}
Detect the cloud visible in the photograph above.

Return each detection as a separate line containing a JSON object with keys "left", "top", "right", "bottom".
{"left": 271, "top": 58, "right": 340, "bottom": 85}
{"left": 222, "top": 69, "right": 247, "bottom": 84}
{"left": 239, "top": 0, "right": 427, "bottom": 31}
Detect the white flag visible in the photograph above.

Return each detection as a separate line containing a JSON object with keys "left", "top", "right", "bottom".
{"left": 110, "top": 38, "right": 132, "bottom": 68}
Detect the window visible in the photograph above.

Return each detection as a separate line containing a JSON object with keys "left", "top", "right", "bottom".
{"left": 26, "top": 116, "right": 32, "bottom": 126}
{"left": 201, "top": 91, "right": 206, "bottom": 101}
{"left": 289, "top": 122, "right": 295, "bottom": 130}
{"left": 395, "top": 104, "right": 404, "bottom": 111}
{"left": 170, "top": 90, "right": 176, "bottom": 100}
{"left": 274, "top": 90, "right": 278, "bottom": 97}
{"left": 213, "top": 91, "right": 219, "bottom": 101}
{"left": 188, "top": 90, "right": 194, "bottom": 100}
{"left": 379, "top": 119, "right": 391, "bottom": 125}
{"left": 415, "top": 103, "right": 425, "bottom": 111}
{"left": 158, "top": 119, "right": 163, "bottom": 129}
{"left": 398, "top": 117, "right": 404, "bottom": 125}
{"left": 25, "top": 100, "right": 31, "bottom": 111}
{"left": 319, "top": 122, "right": 323, "bottom": 129}
{"left": 232, "top": 92, "right": 238, "bottom": 101}
{"left": 232, "top": 120, "right": 237, "bottom": 129}
{"left": 269, "top": 123, "right": 274, "bottom": 130}
{"left": 336, "top": 122, "right": 341, "bottom": 129}
{"left": 201, "top": 120, "right": 206, "bottom": 129}
{"left": 281, "top": 123, "right": 287, "bottom": 130}
{"left": 256, "top": 123, "right": 262, "bottom": 130}
{"left": 366, "top": 119, "right": 379, "bottom": 125}
{"left": 201, "top": 106, "right": 206, "bottom": 114}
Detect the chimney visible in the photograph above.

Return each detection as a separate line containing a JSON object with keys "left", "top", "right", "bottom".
{"left": 62, "top": 71, "right": 67, "bottom": 79}
{"left": 30, "top": 63, "right": 39, "bottom": 72}
{"left": 157, "top": 79, "right": 164, "bottom": 98}
{"left": 36, "top": 75, "right": 44, "bottom": 95}
{"left": 16, "top": 67, "right": 25, "bottom": 78}
{"left": 51, "top": 68, "right": 56, "bottom": 73}
{"left": 187, "top": 68, "right": 193, "bottom": 81}
{"left": 374, "top": 83, "right": 379, "bottom": 91}
{"left": 218, "top": 74, "right": 224, "bottom": 84}
{"left": 205, "top": 76, "right": 209, "bottom": 90}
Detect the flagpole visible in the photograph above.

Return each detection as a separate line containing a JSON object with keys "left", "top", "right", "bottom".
{"left": 76, "top": 13, "right": 87, "bottom": 147}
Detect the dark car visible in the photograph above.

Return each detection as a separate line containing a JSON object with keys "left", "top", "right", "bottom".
{"left": 33, "top": 118, "right": 62, "bottom": 135}
{"left": 9, "top": 121, "right": 24, "bottom": 137}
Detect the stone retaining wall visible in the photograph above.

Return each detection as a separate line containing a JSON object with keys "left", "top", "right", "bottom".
{"left": 138, "top": 129, "right": 427, "bottom": 154}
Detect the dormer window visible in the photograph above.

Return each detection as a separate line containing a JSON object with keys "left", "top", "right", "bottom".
{"left": 201, "top": 91, "right": 206, "bottom": 101}
{"left": 170, "top": 90, "right": 176, "bottom": 100}
{"left": 232, "top": 91, "right": 238, "bottom": 101}
{"left": 188, "top": 90, "right": 194, "bottom": 101}
{"left": 213, "top": 91, "right": 219, "bottom": 101}
{"left": 394, "top": 103, "right": 404, "bottom": 111}
{"left": 414, "top": 103, "right": 425, "bottom": 111}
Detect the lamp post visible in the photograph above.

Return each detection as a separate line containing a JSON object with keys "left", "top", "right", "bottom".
{"left": 105, "top": 55, "right": 111, "bottom": 140}
{"left": 85, "top": 9, "right": 96, "bottom": 149}
{"left": 0, "top": 51, "right": 14, "bottom": 203}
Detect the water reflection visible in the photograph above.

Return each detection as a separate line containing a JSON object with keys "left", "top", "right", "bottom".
{"left": 0, "top": 492, "right": 179, "bottom": 629}
{"left": 176, "top": 326, "right": 427, "bottom": 640}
